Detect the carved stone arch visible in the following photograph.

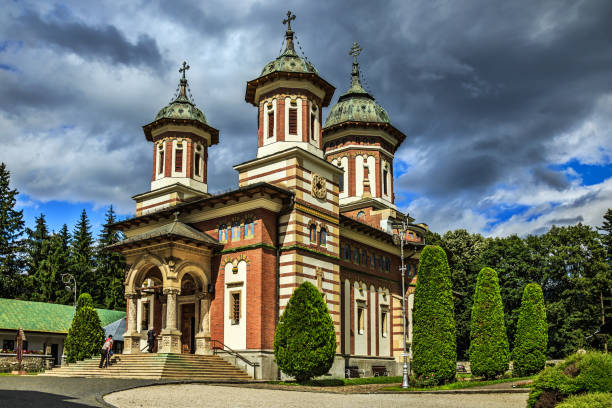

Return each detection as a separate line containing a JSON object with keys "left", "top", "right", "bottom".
{"left": 126, "top": 254, "right": 170, "bottom": 294}
{"left": 175, "top": 261, "right": 209, "bottom": 291}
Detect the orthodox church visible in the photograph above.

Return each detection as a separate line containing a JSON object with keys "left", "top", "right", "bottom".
{"left": 109, "top": 13, "right": 427, "bottom": 379}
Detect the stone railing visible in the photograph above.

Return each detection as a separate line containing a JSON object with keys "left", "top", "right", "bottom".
{"left": 0, "top": 353, "right": 54, "bottom": 372}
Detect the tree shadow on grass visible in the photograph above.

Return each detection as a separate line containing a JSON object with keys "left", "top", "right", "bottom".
{"left": 0, "top": 390, "right": 97, "bottom": 407}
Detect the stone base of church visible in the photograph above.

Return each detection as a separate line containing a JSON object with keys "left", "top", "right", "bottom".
{"left": 123, "top": 333, "right": 143, "bottom": 354}
{"left": 159, "top": 330, "right": 182, "bottom": 354}
{"left": 194, "top": 333, "right": 211, "bottom": 355}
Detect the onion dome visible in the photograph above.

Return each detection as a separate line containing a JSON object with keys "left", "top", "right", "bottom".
{"left": 324, "top": 43, "right": 391, "bottom": 128}
{"left": 259, "top": 27, "right": 318, "bottom": 77}
{"left": 154, "top": 61, "right": 208, "bottom": 125}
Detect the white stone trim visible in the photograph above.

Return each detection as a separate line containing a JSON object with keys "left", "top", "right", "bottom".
{"left": 263, "top": 99, "right": 277, "bottom": 145}
{"left": 171, "top": 139, "right": 187, "bottom": 178}
{"left": 193, "top": 142, "right": 204, "bottom": 182}
{"left": 156, "top": 141, "right": 165, "bottom": 180}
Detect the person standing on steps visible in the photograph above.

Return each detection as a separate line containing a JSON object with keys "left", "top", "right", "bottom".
{"left": 99, "top": 335, "right": 113, "bottom": 368}
{"left": 147, "top": 328, "right": 156, "bottom": 353}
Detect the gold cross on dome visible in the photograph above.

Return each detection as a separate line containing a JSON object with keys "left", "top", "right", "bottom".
{"left": 179, "top": 61, "right": 190, "bottom": 80}
{"left": 283, "top": 11, "right": 296, "bottom": 30}
{"left": 349, "top": 42, "right": 363, "bottom": 63}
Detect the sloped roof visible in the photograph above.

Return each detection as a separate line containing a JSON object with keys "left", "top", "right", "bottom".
{"left": 104, "top": 317, "right": 126, "bottom": 341}
{"left": 0, "top": 298, "right": 125, "bottom": 334}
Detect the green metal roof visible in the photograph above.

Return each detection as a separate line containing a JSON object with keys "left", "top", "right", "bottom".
{"left": 0, "top": 298, "right": 125, "bottom": 334}
{"left": 259, "top": 29, "right": 318, "bottom": 78}
{"left": 154, "top": 63, "right": 208, "bottom": 125}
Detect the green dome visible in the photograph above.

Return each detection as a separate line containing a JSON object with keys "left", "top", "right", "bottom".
{"left": 259, "top": 29, "right": 318, "bottom": 78}
{"left": 154, "top": 63, "right": 207, "bottom": 125}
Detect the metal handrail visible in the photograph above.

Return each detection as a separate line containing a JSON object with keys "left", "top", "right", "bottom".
{"left": 210, "top": 339, "right": 259, "bottom": 376}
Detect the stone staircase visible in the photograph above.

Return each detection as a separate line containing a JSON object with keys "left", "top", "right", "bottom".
{"left": 40, "top": 353, "right": 252, "bottom": 380}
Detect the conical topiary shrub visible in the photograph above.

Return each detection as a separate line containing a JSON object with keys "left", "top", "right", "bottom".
{"left": 469, "top": 267, "right": 510, "bottom": 379}
{"left": 412, "top": 245, "right": 456, "bottom": 384}
{"left": 274, "top": 281, "right": 336, "bottom": 382}
{"left": 64, "top": 293, "right": 105, "bottom": 363}
{"left": 513, "top": 283, "right": 547, "bottom": 376}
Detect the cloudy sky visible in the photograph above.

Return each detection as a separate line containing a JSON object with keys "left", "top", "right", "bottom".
{"left": 1, "top": 0, "right": 611, "bottom": 237}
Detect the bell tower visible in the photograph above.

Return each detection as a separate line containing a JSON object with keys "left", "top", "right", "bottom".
{"left": 134, "top": 62, "right": 220, "bottom": 216}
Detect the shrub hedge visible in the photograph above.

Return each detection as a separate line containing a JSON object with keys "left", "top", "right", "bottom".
{"left": 64, "top": 293, "right": 105, "bottom": 363}
{"left": 412, "top": 245, "right": 456, "bottom": 384}
{"left": 527, "top": 351, "right": 612, "bottom": 408}
{"left": 469, "top": 267, "right": 510, "bottom": 379}
{"left": 274, "top": 281, "right": 336, "bottom": 382}
{"left": 513, "top": 283, "right": 548, "bottom": 377}
{"left": 556, "top": 392, "right": 612, "bottom": 408}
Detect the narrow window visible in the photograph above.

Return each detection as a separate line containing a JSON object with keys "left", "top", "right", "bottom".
{"left": 231, "top": 292, "right": 240, "bottom": 325}
{"left": 339, "top": 167, "right": 344, "bottom": 192}
{"left": 357, "top": 307, "right": 365, "bottom": 335}
{"left": 141, "top": 302, "right": 150, "bottom": 331}
{"left": 310, "top": 225, "right": 317, "bottom": 243}
{"left": 288, "top": 107, "right": 298, "bottom": 135}
{"left": 319, "top": 228, "right": 327, "bottom": 246}
{"left": 158, "top": 145, "right": 164, "bottom": 175}
{"left": 381, "top": 311, "right": 388, "bottom": 337}
{"left": 383, "top": 169, "right": 388, "bottom": 195}
{"left": 194, "top": 145, "right": 201, "bottom": 177}
{"left": 175, "top": 146, "right": 183, "bottom": 172}
{"left": 310, "top": 112, "right": 316, "bottom": 140}
{"left": 267, "top": 110, "right": 274, "bottom": 138}
{"left": 344, "top": 245, "right": 351, "bottom": 260}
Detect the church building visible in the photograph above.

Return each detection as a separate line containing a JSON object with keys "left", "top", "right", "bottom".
{"left": 109, "top": 13, "right": 427, "bottom": 379}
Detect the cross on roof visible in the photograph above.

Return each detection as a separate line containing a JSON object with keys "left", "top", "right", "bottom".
{"left": 179, "top": 61, "right": 190, "bottom": 80}
{"left": 350, "top": 42, "right": 363, "bottom": 63}
{"left": 283, "top": 10, "right": 296, "bottom": 31}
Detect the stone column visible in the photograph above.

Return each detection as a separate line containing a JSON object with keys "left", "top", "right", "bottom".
{"left": 159, "top": 288, "right": 181, "bottom": 353}
{"left": 195, "top": 292, "right": 212, "bottom": 355}
{"left": 123, "top": 293, "right": 142, "bottom": 354}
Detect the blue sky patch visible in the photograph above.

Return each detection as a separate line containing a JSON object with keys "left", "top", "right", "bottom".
{"left": 551, "top": 160, "right": 612, "bottom": 186}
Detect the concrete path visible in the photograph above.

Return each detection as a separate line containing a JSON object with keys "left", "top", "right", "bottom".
{"left": 105, "top": 384, "right": 529, "bottom": 408}
{"left": 0, "top": 376, "right": 162, "bottom": 407}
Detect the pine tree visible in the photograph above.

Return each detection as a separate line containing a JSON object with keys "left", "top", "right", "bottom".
{"left": 37, "top": 226, "right": 72, "bottom": 303}
{"left": 274, "top": 281, "right": 336, "bottom": 382}
{"left": 25, "top": 213, "right": 49, "bottom": 300}
{"left": 64, "top": 293, "right": 105, "bottom": 363}
{"left": 469, "top": 267, "right": 510, "bottom": 379}
{"left": 70, "top": 210, "right": 96, "bottom": 305}
{"left": 0, "top": 163, "right": 25, "bottom": 298}
{"left": 96, "top": 206, "right": 126, "bottom": 310}
{"left": 412, "top": 245, "right": 456, "bottom": 384}
{"left": 513, "top": 283, "right": 547, "bottom": 376}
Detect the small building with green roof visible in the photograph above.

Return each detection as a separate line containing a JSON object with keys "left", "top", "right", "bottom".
{"left": 0, "top": 298, "right": 125, "bottom": 366}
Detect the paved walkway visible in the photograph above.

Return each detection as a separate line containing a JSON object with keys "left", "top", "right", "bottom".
{"left": 0, "top": 376, "right": 162, "bottom": 407}
{"left": 105, "top": 384, "right": 529, "bottom": 408}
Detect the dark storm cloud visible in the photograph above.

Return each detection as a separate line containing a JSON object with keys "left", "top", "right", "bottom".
{"left": 16, "top": 8, "right": 163, "bottom": 69}
{"left": 532, "top": 167, "right": 571, "bottom": 191}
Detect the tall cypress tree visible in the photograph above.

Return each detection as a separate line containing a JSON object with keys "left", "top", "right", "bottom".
{"left": 412, "top": 245, "right": 456, "bottom": 384}
{"left": 96, "top": 206, "right": 126, "bottom": 310}
{"left": 0, "top": 163, "right": 25, "bottom": 298}
{"left": 513, "top": 283, "right": 547, "bottom": 376}
{"left": 70, "top": 210, "right": 96, "bottom": 305}
{"left": 469, "top": 267, "right": 510, "bottom": 379}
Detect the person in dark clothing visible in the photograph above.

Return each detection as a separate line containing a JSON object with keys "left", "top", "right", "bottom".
{"left": 99, "top": 335, "right": 113, "bottom": 368}
{"left": 147, "top": 329, "right": 156, "bottom": 353}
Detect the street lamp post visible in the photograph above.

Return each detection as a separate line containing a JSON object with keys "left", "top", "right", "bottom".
{"left": 393, "top": 220, "right": 410, "bottom": 389}
{"left": 62, "top": 273, "right": 77, "bottom": 312}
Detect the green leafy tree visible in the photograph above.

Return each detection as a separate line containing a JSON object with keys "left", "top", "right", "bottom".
{"left": 274, "top": 281, "right": 336, "bottom": 382}
{"left": 513, "top": 283, "right": 547, "bottom": 376}
{"left": 413, "top": 245, "right": 456, "bottom": 384}
{"left": 95, "top": 206, "right": 126, "bottom": 310}
{"left": 469, "top": 267, "right": 509, "bottom": 379}
{"left": 64, "top": 293, "right": 105, "bottom": 363}
{"left": 0, "top": 163, "right": 25, "bottom": 298}
{"left": 70, "top": 210, "right": 97, "bottom": 304}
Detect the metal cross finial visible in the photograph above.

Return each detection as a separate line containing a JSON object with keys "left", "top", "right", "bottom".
{"left": 179, "top": 61, "right": 190, "bottom": 80}
{"left": 349, "top": 42, "right": 363, "bottom": 64}
{"left": 283, "top": 10, "right": 296, "bottom": 31}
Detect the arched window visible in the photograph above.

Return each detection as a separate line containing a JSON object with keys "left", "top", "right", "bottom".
{"left": 319, "top": 228, "right": 327, "bottom": 246}
{"left": 231, "top": 221, "right": 241, "bottom": 241}
{"left": 344, "top": 245, "right": 351, "bottom": 260}
{"left": 310, "top": 225, "right": 317, "bottom": 243}
{"left": 357, "top": 211, "right": 365, "bottom": 219}
{"left": 244, "top": 218, "right": 255, "bottom": 239}
{"left": 354, "top": 248, "right": 360, "bottom": 264}
{"left": 219, "top": 224, "right": 228, "bottom": 243}
{"left": 384, "top": 257, "right": 390, "bottom": 272}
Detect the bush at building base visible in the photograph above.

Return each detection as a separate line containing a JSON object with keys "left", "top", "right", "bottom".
{"left": 556, "top": 392, "right": 612, "bottom": 408}
{"left": 274, "top": 281, "right": 336, "bottom": 382}
{"left": 527, "top": 351, "right": 612, "bottom": 408}
{"left": 513, "top": 283, "right": 548, "bottom": 377}
{"left": 469, "top": 267, "right": 510, "bottom": 379}
{"left": 412, "top": 245, "right": 456, "bottom": 384}
{"left": 64, "top": 293, "right": 105, "bottom": 363}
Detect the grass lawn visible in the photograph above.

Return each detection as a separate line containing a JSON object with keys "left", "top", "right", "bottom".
{"left": 383, "top": 376, "right": 535, "bottom": 392}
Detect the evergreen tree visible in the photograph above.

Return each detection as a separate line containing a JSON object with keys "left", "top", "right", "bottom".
{"left": 96, "top": 206, "right": 125, "bottom": 310}
{"left": 469, "top": 267, "right": 510, "bottom": 379}
{"left": 597, "top": 209, "right": 612, "bottom": 352}
{"left": 513, "top": 283, "right": 547, "bottom": 376}
{"left": 64, "top": 293, "right": 105, "bottom": 363}
{"left": 37, "top": 226, "right": 72, "bottom": 303}
{"left": 25, "top": 213, "right": 49, "bottom": 300}
{"left": 70, "top": 210, "right": 96, "bottom": 305}
{"left": 0, "top": 163, "right": 25, "bottom": 298}
{"left": 412, "top": 245, "right": 456, "bottom": 384}
{"left": 274, "top": 281, "right": 336, "bottom": 382}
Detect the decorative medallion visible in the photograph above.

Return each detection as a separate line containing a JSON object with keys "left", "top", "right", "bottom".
{"left": 311, "top": 173, "right": 327, "bottom": 199}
